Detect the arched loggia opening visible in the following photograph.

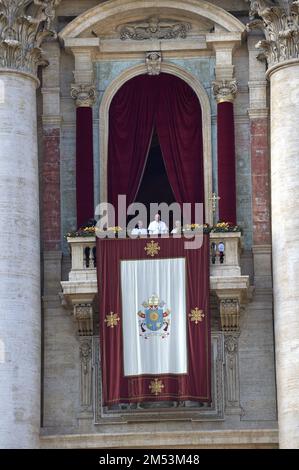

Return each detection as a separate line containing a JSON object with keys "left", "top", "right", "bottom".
{"left": 108, "top": 73, "right": 205, "bottom": 227}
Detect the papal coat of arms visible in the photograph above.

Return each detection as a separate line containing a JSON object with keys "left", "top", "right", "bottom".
{"left": 137, "top": 294, "right": 171, "bottom": 339}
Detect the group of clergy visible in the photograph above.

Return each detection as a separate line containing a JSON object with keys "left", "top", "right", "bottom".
{"left": 131, "top": 213, "right": 181, "bottom": 235}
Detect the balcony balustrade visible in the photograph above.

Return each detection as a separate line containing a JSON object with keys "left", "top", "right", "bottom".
{"left": 61, "top": 232, "right": 250, "bottom": 335}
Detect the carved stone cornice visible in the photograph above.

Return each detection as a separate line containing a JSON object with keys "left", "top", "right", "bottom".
{"left": 146, "top": 51, "right": 161, "bottom": 76}
{"left": 71, "top": 83, "right": 96, "bottom": 107}
{"left": 220, "top": 299, "right": 240, "bottom": 332}
{"left": 118, "top": 16, "right": 191, "bottom": 41}
{"left": 74, "top": 303, "right": 93, "bottom": 336}
{"left": 212, "top": 79, "right": 238, "bottom": 103}
{"left": 247, "top": 1, "right": 299, "bottom": 69}
{"left": 0, "top": 1, "right": 60, "bottom": 77}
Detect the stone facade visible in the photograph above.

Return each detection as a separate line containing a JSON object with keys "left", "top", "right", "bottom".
{"left": 3, "top": 0, "right": 299, "bottom": 449}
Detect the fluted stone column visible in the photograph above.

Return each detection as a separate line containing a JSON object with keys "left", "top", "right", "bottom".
{"left": 248, "top": 0, "right": 299, "bottom": 449}
{"left": 0, "top": 0, "right": 60, "bottom": 448}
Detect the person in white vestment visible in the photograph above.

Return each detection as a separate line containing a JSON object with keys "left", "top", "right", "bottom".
{"left": 131, "top": 220, "right": 148, "bottom": 236}
{"left": 148, "top": 213, "right": 168, "bottom": 234}
{"left": 171, "top": 220, "right": 182, "bottom": 234}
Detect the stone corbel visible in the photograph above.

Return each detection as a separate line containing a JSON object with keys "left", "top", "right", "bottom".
{"left": 219, "top": 298, "right": 240, "bottom": 332}
{"left": 146, "top": 51, "right": 162, "bottom": 75}
{"left": 71, "top": 83, "right": 96, "bottom": 107}
{"left": 74, "top": 303, "right": 94, "bottom": 336}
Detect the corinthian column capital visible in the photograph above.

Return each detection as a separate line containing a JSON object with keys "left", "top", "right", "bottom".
{"left": 247, "top": 0, "right": 299, "bottom": 69}
{"left": 71, "top": 83, "right": 96, "bottom": 107}
{"left": 0, "top": 0, "right": 61, "bottom": 78}
{"left": 212, "top": 79, "right": 238, "bottom": 103}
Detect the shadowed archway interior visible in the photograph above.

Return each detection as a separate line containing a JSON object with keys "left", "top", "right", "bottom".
{"left": 134, "top": 130, "right": 176, "bottom": 227}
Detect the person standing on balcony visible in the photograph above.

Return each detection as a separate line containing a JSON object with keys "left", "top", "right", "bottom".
{"left": 148, "top": 213, "right": 168, "bottom": 235}
{"left": 131, "top": 220, "right": 148, "bottom": 236}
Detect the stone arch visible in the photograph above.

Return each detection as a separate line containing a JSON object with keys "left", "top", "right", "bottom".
{"left": 99, "top": 62, "right": 213, "bottom": 224}
{"left": 59, "top": 0, "right": 245, "bottom": 40}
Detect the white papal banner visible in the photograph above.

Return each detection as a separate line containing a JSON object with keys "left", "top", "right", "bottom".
{"left": 121, "top": 258, "right": 187, "bottom": 376}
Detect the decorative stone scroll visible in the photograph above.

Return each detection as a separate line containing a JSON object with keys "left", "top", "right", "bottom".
{"left": 212, "top": 79, "right": 238, "bottom": 103}
{"left": 70, "top": 83, "right": 96, "bottom": 107}
{"left": 0, "top": 0, "right": 61, "bottom": 76}
{"left": 146, "top": 51, "right": 162, "bottom": 75}
{"left": 118, "top": 16, "right": 191, "bottom": 41}
{"left": 247, "top": 0, "right": 299, "bottom": 67}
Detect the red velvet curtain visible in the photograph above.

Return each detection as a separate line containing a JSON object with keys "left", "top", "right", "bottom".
{"left": 217, "top": 101, "right": 237, "bottom": 224}
{"left": 98, "top": 236, "right": 211, "bottom": 405}
{"left": 156, "top": 74, "right": 204, "bottom": 206}
{"left": 108, "top": 74, "right": 204, "bottom": 213}
{"left": 108, "top": 75, "right": 156, "bottom": 210}
{"left": 76, "top": 107, "right": 94, "bottom": 228}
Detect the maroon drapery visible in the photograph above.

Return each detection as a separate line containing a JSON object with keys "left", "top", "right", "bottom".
{"left": 108, "top": 76, "right": 156, "bottom": 211}
{"left": 156, "top": 74, "right": 204, "bottom": 206}
{"left": 98, "top": 236, "right": 211, "bottom": 405}
{"left": 76, "top": 107, "right": 94, "bottom": 228}
{"left": 217, "top": 101, "right": 237, "bottom": 224}
{"left": 108, "top": 73, "right": 204, "bottom": 214}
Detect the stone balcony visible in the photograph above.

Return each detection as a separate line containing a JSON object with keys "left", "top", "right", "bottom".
{"left": 61, "top": 232, "right": 250, "bottom": 334}
{"left": 61, "top": 236, "right": 98, "bottom": 305}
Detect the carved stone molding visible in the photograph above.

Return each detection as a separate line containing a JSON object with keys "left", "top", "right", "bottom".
{"left": 219, "top": 299, "right": 240, "bottom": 332}
{"left": 212, "top": 79, "right": 238, "bottom": 103}
{"left": 71, "top": 83, "right": 96, "bottom": 107}
{"left": 79, "top": 338, "right": 93, "bottom": 411}
{"left": 118, "top": 16, "right": 191, "bottom": 41}
{"left": 146, "top": 51, "right": 162, "bottom": 75}
{"left": 80, "top": 339, "right": 92, "bottom": 375}
{"left": 94, "top": 333, "right": 225, "bottom": 423}
{"left": 0, "top": 0, "right": 60, "bottom": 77}
{"left": 224, "top": 333, "right": 242, "bottom": 413}
{"left": 74, "top": 303, "right": 94, "bottom": 336}
{"left": 224, "top": 333, "right": 239, "bottom": 355}
{"left": 247, "top": 1, "right": 299, "bottom": 68}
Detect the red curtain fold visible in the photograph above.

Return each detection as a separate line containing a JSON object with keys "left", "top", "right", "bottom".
{"left": 217, "top": 101, "right": 237, "bottom": 225}
{"left": 98, "top": 236, "right": 211, "bottom": 405}
{"left": 76, "top": 106, "right": 94, "bottom": 228}
{"left": 108, "top": 73, "right": 204, "bottom": 216}
{"left": 108, "top": 75, "right": 157, "bottom": 210}
{"left": 156, "top": 74, "right": 204, "bottom": 207}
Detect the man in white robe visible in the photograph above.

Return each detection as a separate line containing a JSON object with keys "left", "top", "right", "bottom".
{"left": 131, "top": 220, "right": 148, "bottom": 236}
{"left": 148, "top": 213, "right": 168, "bottom": 234}
{"left": 171, "top": 220, "right": 181, "bottom": 234}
